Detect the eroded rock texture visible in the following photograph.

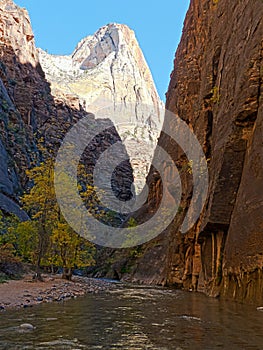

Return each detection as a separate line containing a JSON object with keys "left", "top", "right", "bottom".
{"left": 123, "top": 0, "right": 263, "bottom": 303}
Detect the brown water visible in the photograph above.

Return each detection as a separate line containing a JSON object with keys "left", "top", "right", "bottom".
{"left": 0, "top": 283, "right": 262, "bottom": 349}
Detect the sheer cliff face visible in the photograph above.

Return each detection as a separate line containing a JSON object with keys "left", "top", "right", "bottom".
{"left": 128, "top": 0, "right": 263, "bottom": 303}
{"left": 0, "top": 0, "right": 40, "bottom": 218}
{"left": 0, "top": 1, "right": 133, "bottom": 218}
{"left": 165, "top": 0, "right": 263, "bottom": 303}
{"left": 38, "top": 24, "right": 164, "bottom": 192}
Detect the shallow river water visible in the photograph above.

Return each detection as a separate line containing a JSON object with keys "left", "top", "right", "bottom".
{"left": 0, "top": 283, "right": 263, "bottom": 349}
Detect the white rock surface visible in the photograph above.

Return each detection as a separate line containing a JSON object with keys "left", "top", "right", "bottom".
{"left": 39, "top": 23, "right": 164, "bottom": 192}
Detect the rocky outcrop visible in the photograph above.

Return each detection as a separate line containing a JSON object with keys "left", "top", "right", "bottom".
{"left": 38, "top": 24, "right": 164, "bottom": 192}
{"left": 123, "top": 0, "right": 263, "bottom": 303}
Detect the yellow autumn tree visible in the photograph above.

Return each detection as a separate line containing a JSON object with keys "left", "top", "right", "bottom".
{"left": 22, "top": 158, "right": 57, "bottom": 279}
{"left": 1, "top": 210, "right": 41, "bottom": 269}
{"left": 8, "top": 221, "right": 39, "bottom": 264}
{"left": 21, "top": 152, "right": 95, "bottom": 280}
{"left": 50, "top": 222, "right": 95, "bottom": 280}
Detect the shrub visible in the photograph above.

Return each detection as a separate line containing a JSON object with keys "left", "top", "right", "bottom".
{"left": 0, "top": 243, "right": 23, "bottom": 278}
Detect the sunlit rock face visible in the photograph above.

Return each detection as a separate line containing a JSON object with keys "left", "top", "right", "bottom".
{"left": 38, "top": 23, "right": 164, "bottom": 192}
{"left": 0, "top": 0, "right": 38, "bottom": 67}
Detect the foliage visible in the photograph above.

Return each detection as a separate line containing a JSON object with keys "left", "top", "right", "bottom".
{"left": 21, "top": 158, "right": 57, "bottom": 277}
{"left": 50, "top": 222, "right": 95, "bottom": 271}
{"left": 0, "top": 243, "right": 22, "bottom": 279}
{"left": 8, "top": 221, "right": 39, "bottom": 264}
{"left": 0, "top": 243, "right": 19, "bottom": 265}
{"left": 210, "top": 86, "right": 220, "bottom": 104}
{"left": 21, "top": 155, "right": 95, "bottom": 279}
{"left": 127, "top": 217, "right": 137, "bottom": 228}
{"left": 0, "top": 145, "right": 96, "bottom": 280}
{"left": 0, "top": 210, "right": 19, "bottom": 236}
{"left": 23, "top": 158, "right": 58, "bottom": 224}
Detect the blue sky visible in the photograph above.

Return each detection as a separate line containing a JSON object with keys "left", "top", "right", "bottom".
{"left": 14, "top": 0, "right": 190, "bottom": 100}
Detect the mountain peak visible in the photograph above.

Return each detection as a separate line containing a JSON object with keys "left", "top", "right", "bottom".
{"left": 71, "top": 23, "right": 137, "bottom": 70}
{"left": 95, "top": 22, "right": 133, "bottom": 33}
{"left": 38, "top": 22, "right": 163, "bottom": 192}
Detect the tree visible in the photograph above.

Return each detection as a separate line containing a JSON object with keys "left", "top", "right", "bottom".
{"left": 51, "top": 222, "right": 95, "bottom": 280}
{"left": 21, "top": 154, "right": 95, "bottom": 280}
{"left": 8, "top": 221, "right": 39, "bottom": 264}
{"left": 22, "top": 158, "right": 58, "bottom": 279}
{"left": 0, "top": 211, "right": 22, "bottom": 279}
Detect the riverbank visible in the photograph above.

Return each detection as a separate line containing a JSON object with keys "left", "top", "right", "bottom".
{"left": 0, "top": 274, "right": 117, "bottom": 310}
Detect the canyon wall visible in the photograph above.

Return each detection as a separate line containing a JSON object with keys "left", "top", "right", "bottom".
{"left": 166, "top": 0, "right": 263, "bottom": 303}
{"left": 0, "top": 0, "right": 42, "bottom": 219}
{"left": 122, "top": 0, "right": 263, "bottom": 304}
{"left": 1, "top": 0, "right": 262, "bottom": 303}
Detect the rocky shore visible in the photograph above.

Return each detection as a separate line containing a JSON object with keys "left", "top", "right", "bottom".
{"left": 0, "top": 274, "right": 118, "bottom": 311}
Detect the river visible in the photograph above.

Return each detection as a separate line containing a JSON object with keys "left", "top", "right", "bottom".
{"left": 0, "top": 283, "right": 262, "bottom": 349}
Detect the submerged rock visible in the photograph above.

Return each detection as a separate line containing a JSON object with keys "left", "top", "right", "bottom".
{"left": 19, "top": 323, "right": 35, "bottom": 330}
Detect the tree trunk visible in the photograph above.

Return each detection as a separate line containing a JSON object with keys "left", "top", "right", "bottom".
{"left": 62, "top": 267, "right": 72, "bottom": 281}
{"left": 33, "top": 258, "right": 43, "bottom": 281}
{"left": 35, "top": 221, "right": 49, "bottom": 281}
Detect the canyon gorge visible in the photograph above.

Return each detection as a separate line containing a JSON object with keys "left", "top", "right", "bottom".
{"left": 0, "top": 0, "right": 262, "bottom": 305}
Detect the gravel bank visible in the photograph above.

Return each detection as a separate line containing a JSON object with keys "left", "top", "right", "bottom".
{"left": 0, "top": 274, "right": 118, "bottom": 311}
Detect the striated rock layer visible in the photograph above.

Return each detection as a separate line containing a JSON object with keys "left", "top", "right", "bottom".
{"left": 38, "top": 24, "right": 164, "bottom": 192}
{"left": 121, "top": 0, "right": 263, "bottom": 304}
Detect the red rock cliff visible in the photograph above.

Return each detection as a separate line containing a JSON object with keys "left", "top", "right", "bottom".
{"left": 126, "top": 0, "right": 263, "bottom": 304}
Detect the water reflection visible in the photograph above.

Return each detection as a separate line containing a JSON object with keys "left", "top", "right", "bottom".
{"left": 0, "top": 284, "right": 262, "bottom": 349}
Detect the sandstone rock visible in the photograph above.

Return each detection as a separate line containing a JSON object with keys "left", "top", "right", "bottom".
{"left": 122, "top": 0, "right": 263, "bottom": 303}
{"left": 0, "top": 0, "right": 38, "bottom": 67}
{"left": 39, "top": 23, "right": 164, "bottom": 192}
{"left": 0, "top": 0, "right": 42, "bottom": 215}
